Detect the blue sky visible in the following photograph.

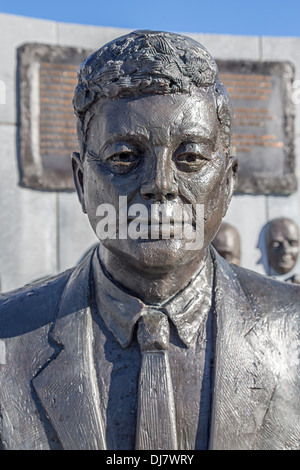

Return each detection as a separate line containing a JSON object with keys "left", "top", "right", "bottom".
{"left": 0, "top": 0, "right": 299, "bottom": 37}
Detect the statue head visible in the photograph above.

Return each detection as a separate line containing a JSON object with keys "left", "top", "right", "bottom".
{"left": 212, "top": 222, "right": 241, "bottom": 266}
{"left": 71, "top": 30, "right": 238, "bottom": 274}
{"left": 72, "top": 30, "right": 233, "bottom": 158}
{"left": 265, "top": 217, "right": 299, "bottom": 275}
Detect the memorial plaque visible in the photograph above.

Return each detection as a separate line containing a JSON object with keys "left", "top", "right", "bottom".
{"left": 218, "top": 60, "right": 296, "bottom": 194}
{"left": 18, "top": 45, "right": 296, "bottom": 193}
{"left": 18, "top": 43, "right": 92, "bottom": 190}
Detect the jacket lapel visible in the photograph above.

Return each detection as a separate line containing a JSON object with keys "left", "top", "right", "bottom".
{"left": 32, "top": 247, "right": 107, "bottom": 450}
{"left": 209, "top": 250, "right": 277, "bottom": 450}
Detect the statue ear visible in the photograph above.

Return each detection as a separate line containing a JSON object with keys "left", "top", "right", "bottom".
{"left": 72, "top": 152, "right": 86, "bottom": 213}
{"left": 223, "top": 155, "right": 238, "bottom": 217}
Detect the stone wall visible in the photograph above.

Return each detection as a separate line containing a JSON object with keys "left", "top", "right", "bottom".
{"left": 0, "top": 12, "right": 299, "bottom": 292}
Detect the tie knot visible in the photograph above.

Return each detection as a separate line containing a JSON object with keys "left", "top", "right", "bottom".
{"left": 137, "top": 310, "right": 169, "bottom": 352}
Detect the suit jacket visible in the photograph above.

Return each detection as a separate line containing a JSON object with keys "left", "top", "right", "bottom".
{"left": 0, "top": 246, "right": 299, "bottom": 450}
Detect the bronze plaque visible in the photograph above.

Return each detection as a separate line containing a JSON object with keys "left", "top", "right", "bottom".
{"left": 39, "top": 62, "right": 78, "bottom": 172}
{"left": 18, "top": 44, "right": 92, "bottom": 190}
{"left": 18, "top": 45, "right": 296, "bottom": 193}
{"left": 218, "top": 60, "right": 296, "bottom": 194}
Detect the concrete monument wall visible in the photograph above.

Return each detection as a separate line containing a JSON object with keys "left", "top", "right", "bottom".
{"left": 0, "top": 12, "right": 300, "bottom": 292}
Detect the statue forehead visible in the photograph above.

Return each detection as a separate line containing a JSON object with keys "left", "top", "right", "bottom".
{"left": 83, "top": 93, "right": 220, "bottom": 154}
{"left": 267, "top": 218, "right": 299, "bottom": 240}
{"left": 85, "top": 90, "right": 218, "bottom": 132}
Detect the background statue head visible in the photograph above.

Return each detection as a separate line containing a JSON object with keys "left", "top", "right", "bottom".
{"left": 212, "top": 222, "right": 241, "bottom": 265}
{"left": 265, "top": 217, "right": 299, "bottom": 275}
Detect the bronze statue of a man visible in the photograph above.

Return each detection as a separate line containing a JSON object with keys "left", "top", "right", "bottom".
{"left": 0, "top": 30, "right": 300, "bottom": 450}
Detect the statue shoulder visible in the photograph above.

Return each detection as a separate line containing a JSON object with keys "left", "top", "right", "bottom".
{"left": 0, "top": 269, "right": 73, "bottom": 338}
{"left": 231, "top": 263, "right": 300, "bottom": 312}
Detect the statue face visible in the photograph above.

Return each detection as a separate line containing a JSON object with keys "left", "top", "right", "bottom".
{"left": 73, "top": 91, "right": 236, "bottom": 273}
{"left": 266, "top": 219, "right": 299, "bottom": 274}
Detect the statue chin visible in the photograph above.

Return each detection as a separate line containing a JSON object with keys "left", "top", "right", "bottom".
{"left": 272, "top": 259, "right": 297, "bottom": 275}
{"left": 100, "top": 236, "right": 204, "bottom": 274}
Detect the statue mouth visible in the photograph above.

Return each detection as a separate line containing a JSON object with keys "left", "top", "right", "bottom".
{"left": 277, "top": 255, "right": 294, "bottom": 266}
{"left": 126, "top": 218, "right": 195, "bottom": 240}
{"left": 96, "top": 197, "right": 203, "bottom": 248}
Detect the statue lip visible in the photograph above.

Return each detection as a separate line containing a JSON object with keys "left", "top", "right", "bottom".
{"left": 127, "top": 215, "right": 185, "bottom": 224}
{"left": 124, "top": 216, "right": 196, "bottom": 239}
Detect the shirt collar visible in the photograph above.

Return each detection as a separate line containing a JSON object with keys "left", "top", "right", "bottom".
{"left": 92, "top": 247, "right": 213, "bottom": 348}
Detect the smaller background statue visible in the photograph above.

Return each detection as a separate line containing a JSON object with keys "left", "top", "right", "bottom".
{"left": 265, "top": 217, "right": 299, "bottom": 283}
{"left": 212, "top": 221, "right": 241, "bottom": 266}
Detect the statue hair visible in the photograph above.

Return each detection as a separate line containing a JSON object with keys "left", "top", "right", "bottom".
{"left": 72, "top": 30, "right": 233, "bottom": 157}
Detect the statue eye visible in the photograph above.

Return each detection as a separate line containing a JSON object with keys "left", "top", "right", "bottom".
{"left": 87, "top": 149, "right": 141, "bottom": 174}
{"left": 110, "top": 152, "right": 137, "bottom": 163}
{"left": 107, "top": 151, "right": 141, "bottom": 174}
{"left": 174, "top": 152, "right": 208, "bottom": 172}
{"left": 179, "top": 153, "right": 197, "bottom": 162}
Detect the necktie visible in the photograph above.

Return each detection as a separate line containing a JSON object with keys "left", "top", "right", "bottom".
{"left": 135, "top": 309, "right": 178, "bottom": 450}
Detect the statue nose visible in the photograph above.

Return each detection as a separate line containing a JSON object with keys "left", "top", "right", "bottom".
{"left": 140, "top": 149, "right": 178, "bottom": 202}
{"left": 140, "top": 178, "right": 178, "bottom": 201}
{"left": 140, "top": 164, "right": 178, "bottom": 202}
